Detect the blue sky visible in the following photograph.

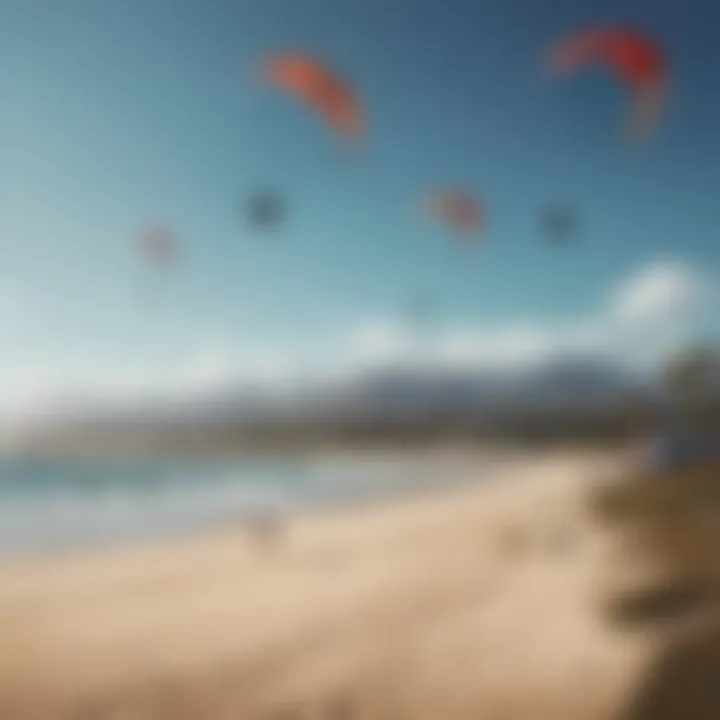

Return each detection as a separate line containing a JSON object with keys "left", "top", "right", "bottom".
{"left": 0, "top": 0, "right": 718, "bottom": 410}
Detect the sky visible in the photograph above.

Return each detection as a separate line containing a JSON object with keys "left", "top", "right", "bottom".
{"left": 0, "top": 0, "right": 718, "bottom": 415}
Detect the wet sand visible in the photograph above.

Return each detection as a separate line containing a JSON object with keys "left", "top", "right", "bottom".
{"left": 0, "top": 450, "right": 669, "bottom": 719}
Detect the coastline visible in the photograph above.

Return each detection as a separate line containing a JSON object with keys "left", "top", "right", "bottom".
{"left": 0, "top": 449, "right": 659, "bottom": 719}
{"left": 0, "top": 443, "right": 528, "bottom": 561}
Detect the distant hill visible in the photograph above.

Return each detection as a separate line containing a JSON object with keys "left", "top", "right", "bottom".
{"left": 7, "top": 354, "right": 660, "bottom": 456}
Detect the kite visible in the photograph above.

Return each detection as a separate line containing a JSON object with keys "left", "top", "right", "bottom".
{"left": 263, "top": 52, "right": 362, "bottom": 140}
{"left": 426, "top": 190, "right": 483, "bottom": 239}
{"left": 138, "top": 225, "right": 178, "bottom": 267}
{"left": 549, "top": 26, "right": 668, "bottom": 140}
{"left": 539, "top": 205, "right": 579, "bottom": 245}
{"left": 247, "top": 190, "right": 285, "bottom": 230}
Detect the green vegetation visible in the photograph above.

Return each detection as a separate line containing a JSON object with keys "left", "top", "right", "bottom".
{"left": 594, "top": 344, "right": 720, "bottom": 629}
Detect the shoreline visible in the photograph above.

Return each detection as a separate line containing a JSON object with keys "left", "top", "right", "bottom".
{"left": 0, "top": 449, "right": 656, "bottom": 719}
{"left": 0, "top": 444, "right": 536, "bottom": 563}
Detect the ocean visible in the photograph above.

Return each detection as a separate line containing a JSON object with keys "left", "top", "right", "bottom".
{"left": 0, "top": 449, "right": 490, "bottom": 557}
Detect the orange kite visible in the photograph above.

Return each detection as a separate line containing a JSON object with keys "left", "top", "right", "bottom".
{"left": 263, "top": 52, "right": 362, "bottom": 139}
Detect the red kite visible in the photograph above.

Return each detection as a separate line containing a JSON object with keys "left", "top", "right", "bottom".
{"left": 138, "top": 225, "right": 178, "bottom": 267}
{"left": 426, "top": 190, "right": 483, "bottom": 238}
{"left": 263, "top": 52, "right": 362, "bottom": 139}
{"left": 549, "top": 27, "right": 668, "bottom": 140}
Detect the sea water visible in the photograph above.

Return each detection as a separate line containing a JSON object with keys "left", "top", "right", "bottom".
{"left": 0, "top": 450, "right": 482, "bottom": 557}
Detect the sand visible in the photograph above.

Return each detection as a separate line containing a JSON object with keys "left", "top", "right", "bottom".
{"left": 0, "top": 450, "right": 666, "bottom": 719}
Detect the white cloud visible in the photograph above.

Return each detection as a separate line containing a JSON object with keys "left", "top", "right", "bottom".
{"left": 599, "top": 261, "right": 713, "bottom": 368}
{"left": 433, "top": 326, "right": 559, "bottom": 370}
{"left": 338, "top": 261, "right": 710, "bottom": 375}
{"left": 0, "top": 259, "right": 714, "bottom": 423}
{"left": 348, "top": 320, "right": 414, "bottom": 363}
{"left": 609, "top": 261, "right": 707, "bottom": 328}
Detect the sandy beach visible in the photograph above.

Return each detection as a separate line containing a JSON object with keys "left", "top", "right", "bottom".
{"left": 0, "top": 450, "right": 702, "bottom": 719}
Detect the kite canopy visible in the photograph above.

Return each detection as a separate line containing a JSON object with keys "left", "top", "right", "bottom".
{"left": 138, "top": 225, "right": 178, "bottom": 266}
{"left": 539, "top": 205, "right": 579, "bottom": 244}
{"left": 550, "top": 27, "right": 665, "bottom": 88}
{"left": 263, "top": 52, "right": 362, "bottom": 139}
{"left": 426, "top": 190, "right": 483, "bottom": 238}
{"left": 549, "top": 26, "right": 668, "bottom": 139}
{"left": 247, "top": 190, "right": 285, "bottom": 230}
